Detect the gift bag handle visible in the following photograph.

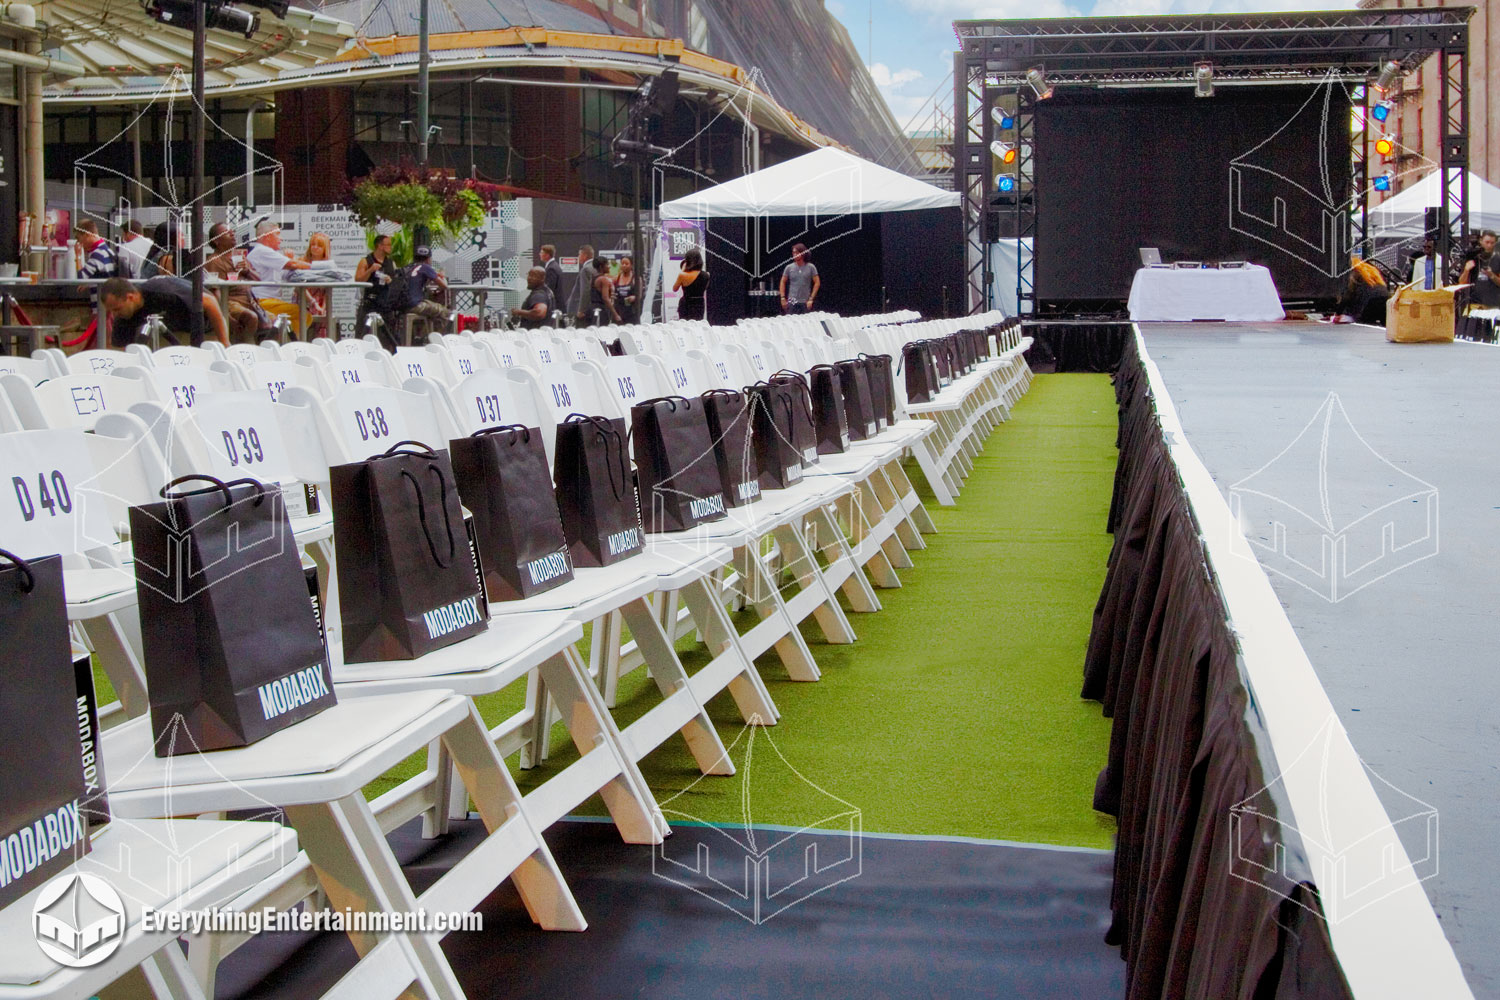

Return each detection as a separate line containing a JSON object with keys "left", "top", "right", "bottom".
{"left": 380, "top": 440, "right": 439, "bottom": 458}
{"left": 159, "top": 473, "right": 266, "bottom": 507}
{"left": 565, "top": 413, "right": 629, "bottom": 502}
{"left": 0, "top": 548, "right": 35, "bottom": 593}
{"left": 471, "top": 423, "right": 531, "bottom": 444}
{"left": 702, "top": 388, "right": 741, "bottom": 399}
{"left": 400, "top": 465, "right": 457, "bottom": 569}
{"left": 637, "top": 395, "right": 692, "bottom": 411}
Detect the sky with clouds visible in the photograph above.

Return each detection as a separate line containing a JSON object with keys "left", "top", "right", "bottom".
{"left": 829, "top": 0, "right": 1361, "bottom": 134}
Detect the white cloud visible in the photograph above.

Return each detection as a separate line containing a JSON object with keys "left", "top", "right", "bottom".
{"left": 868, "top": 63, "right": 924, "bottom": 89}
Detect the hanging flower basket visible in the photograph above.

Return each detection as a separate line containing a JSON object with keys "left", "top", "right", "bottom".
{"left": 344, "top": 165, "right": 508, "bottom": 265}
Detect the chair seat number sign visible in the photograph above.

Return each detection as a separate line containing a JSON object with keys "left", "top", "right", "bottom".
{"left": 2, "top": 431, "right": 114, "bottom": 559}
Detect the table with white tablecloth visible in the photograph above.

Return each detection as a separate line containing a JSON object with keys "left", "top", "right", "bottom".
{"left": 1126, "top": 264, "right": 1285, "bottom": 322}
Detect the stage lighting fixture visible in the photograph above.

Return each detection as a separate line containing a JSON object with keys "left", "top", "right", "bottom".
{"left": 1373, "top": 173, "right": 1393, "bottom": 192}
{"left": 989, "top": 140, "right": 1016, "bottom": 165}
{"left": 1194, "top": 61, "right": 1213, "bottom": 98}
{"left": 1026, "top": 68, "right": 1053, "bottom": 100}
{"left": 1375, "top": 135, "right": 1395, "bottom": 157}
{"left": 238, "top": 0, "right": 290, "bottom": 16}
{"left": 997, "top": 175, "right": 1016, "bottom": 193}
{"left": 990, "top": 107, "right": 1014, "bottom": 130}
{"left": 148, "top": 0, "right": 260, "bottom": 37}
{"left": 1371, "top": 100, "right": 1393, "bottom": 123}
{"left": 1373, "top": 60, "right": 1402, "bottom": 95}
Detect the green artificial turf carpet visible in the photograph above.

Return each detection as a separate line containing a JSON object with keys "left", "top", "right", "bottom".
{"left": 499, "top": 372, "right": 1122, "bottom": 850}
{"left": 95, "top": 374, "right": 1119, "bottom": 849}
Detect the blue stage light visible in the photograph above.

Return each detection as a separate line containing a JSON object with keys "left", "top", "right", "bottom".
{"left": 1372, "top": 101, "right": 1392, "bottom": 123}
{"left": 1373, "top": 173, "right": 1392, "bottom": 192}
{"left": 997, "top": 176, "right": 1016, "bottom": 193}
{"left": 1000, "top": 114, "right": 1014, "bottom": 129}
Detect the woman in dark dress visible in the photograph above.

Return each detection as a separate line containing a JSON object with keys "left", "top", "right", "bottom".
{"left": 355, "top": 234, "right": 399, "bottom": 349}
{"left": 674, "top": 248, "right": 709, "bottom": 321}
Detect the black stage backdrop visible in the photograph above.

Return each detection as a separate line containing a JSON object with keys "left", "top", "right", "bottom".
{"left": 1035, "top": 86, "right": 1349, "bottom": 304}
{"left": 701, "top": 208, "right": 963, "bottom": 323}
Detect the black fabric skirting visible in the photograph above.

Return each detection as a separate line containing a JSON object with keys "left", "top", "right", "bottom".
{"left": 1083, "top": 335, "right": 1355, "bottom": 1000}
{"left": 1023, "top": 322, "right": 1131, "bottom": 373}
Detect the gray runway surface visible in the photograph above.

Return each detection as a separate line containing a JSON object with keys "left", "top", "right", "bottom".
{"left": 1143, "top": 322, "right": 1499, "bottom": 995}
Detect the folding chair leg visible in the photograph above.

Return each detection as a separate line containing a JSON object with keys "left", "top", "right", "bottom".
{"left": 618, "top": 596, "right": 735, "bottom": 776}
{"left": 908, "top": 435, "right": 956, "bottom": 505}
{"left": 536, "top": 647, "right": 668, "bottom": 841}
{"left": 809, "top": 504, "right": 881, "bottom": 614}
{"left": 81, "top": 611, "right": 151, "bottom": 720}
{"left": 285, "top": 797, "right": 469, "bottom": 1000}
{"left": 678, "top": 576, "right": 780, "bottom": 724}
{"left": 771, "top": 520, "right": 858, "bottom": 644}
{"left": 735, "top": 543, "right": 821, "bottom": 682}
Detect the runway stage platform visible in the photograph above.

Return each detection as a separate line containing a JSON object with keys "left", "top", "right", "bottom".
{"left": 1139, "top": 322, "right": 1497, "bottom": 995}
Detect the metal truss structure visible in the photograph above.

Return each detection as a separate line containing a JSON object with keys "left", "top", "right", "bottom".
{"left": 952, "top": 9, "right": 1475, "bottom": 314}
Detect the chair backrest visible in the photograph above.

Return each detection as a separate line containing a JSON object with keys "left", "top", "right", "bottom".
{"left": 223, "top": 342, "right": 284, "bottom": 368}
{"left": 0, "top": 354, "right": 59, "bottom": 384}
{"left": 62, "top": 349, "right": 130, "bottom": 376}
{"left": 0, "top": 418, "right": 170, "bottom": 561}
{"left": 132, "top": 344, "right": 221, "bottom": 370}
{"left": 134, "top": 390, "right": 304, "bottom": 486}
{"left": 2, "top": 370, "right": 157, "bottom": 431}
{"left": 598, "top": 355, "right": 670, "bottom": 414}
{"left": 506, "top": 362, "right": 609, "bottom": 467}
{"left": 295, "top": 353, "right": 393, "bottom": 397}
{"left": 685, "top": 346, "right": 742, "bottom": 392}
{"left": 428, "top": 367, "right": 529, "bottom": 439}
{"left": 114, "top": 362, "right": 246, "bottom": 412}
{"left": 242, "top": 359, "right": 319, "bottom": 403}
{"left": 319, "top": 382, "right": 450, "bottom": 461}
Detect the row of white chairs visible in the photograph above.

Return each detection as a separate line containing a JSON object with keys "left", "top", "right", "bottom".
{"left": 0, "top": 308, "right": 1018, "bottom": 999}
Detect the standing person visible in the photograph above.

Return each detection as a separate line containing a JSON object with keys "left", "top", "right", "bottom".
{"left": 1470, "top": 252, "right": 1500, "bottom": 309}
{"left": 510, "top": 267, "right": 556, "bottom": 330}
{"left": 398, "top": 245, "right": 450, "bottom": 336}
{"left": 673, "top": 248, "right": 709, "bottom": 321}
{"left": 779, "top": 242, "right": 820, "bottom": 315}
{"left": 205, "top": 222, "right": 264, "bottom": 343}
{"left": 100, "top": 275, "right": 228, "bottom": 347}
{"left": 1458, "top": 230, "right": 1497, "bottom": 285}
{"left": 589, "top": 258, "right": 621, "bottom": 327}
{"left": 75, "top": 220, "right": 118, "bottom": 283}
{"left": 1405, "top": 237, "right": 1446, "bottom": 290}
{"left": 572, "top": 244, "right": 598, "bottom": 326}
{"left": 247, "top": 220, "right": 311, "bottom": 333}
{"left": 613, "top": 255, "right": 640, "bottom": 324}
{"left": 355, "top": 233, "right": 399, "bottom": 350}
{"left": 117, "top": 219, "right": 153, "bottom": 279}
{"left": 539, "top": 244, "right": 564, "bottom": 306}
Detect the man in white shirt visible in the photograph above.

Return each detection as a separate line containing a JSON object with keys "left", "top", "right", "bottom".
{"left": 245, "top": 219, "right": 309, "bottom": 332}
{"left": 117, "top": 219, "right": 153, "bottom": 279}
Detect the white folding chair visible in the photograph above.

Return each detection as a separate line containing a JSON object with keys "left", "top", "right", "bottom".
{"left": 1, "top": 370, "right": 158, "bottom": 431}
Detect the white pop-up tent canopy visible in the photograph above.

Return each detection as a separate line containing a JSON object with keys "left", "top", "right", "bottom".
{"left": 659, "top": 146, "right": 959, "bottom": 219}
{"left": 653, "top": 146, "right": 964, "bottom": 320}
{"left": 1368, "top": 170, "right": 1500, "bottom": 237}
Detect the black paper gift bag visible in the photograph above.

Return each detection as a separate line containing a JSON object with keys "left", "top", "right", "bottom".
{"left": 746, "top": 382, "right": 805, "bottom": 491}
{"left": 331, "top": 442, "right": 489, "bottom": 663}
{"left": 0, "top": 550, "right": 94, "bottom": 908}
{"left": 834, "top": 359, "right": 878, "bottom": 442}
{"left": 553, "top": 414, "right": 644, "bottom": 567}
{"left": 769, "top": 370, "right": 820, "bottom": 468}
{"left": 631, "top": 396, "right": 730, "bottom": 533}
{"left": 903, "top": 342, "right": 942, "bottom": 404}
{"left": 807, "top": 364, "right": 850, "bottom": 455}
{"left": 450, "top": 424, "right": 574, "bottom": 602}
{"left": 130, "top": 476, "right": 335, "bottom": 754}
{"left": 700, "top": 388, "right": 762, "bottom": 507}
{"left": 862, "top": 353, "right": 895, "bottom": 430}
